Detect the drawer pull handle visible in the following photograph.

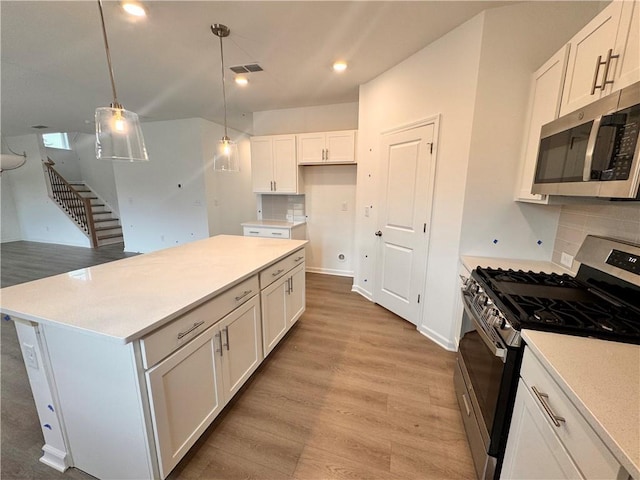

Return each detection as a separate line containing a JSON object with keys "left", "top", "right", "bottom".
{"left": 462, "top": 393, "right": 471, "bottom": 417}
{"left": 177, "top": 321, "right": 205, "bottom": 340}
{"left": 249, "top": 231, "right": 259, "bottom": 234}
{"left": 294, "top": 256, "right": 304, "bottom": 262}
{"left": 532, "top": 386, "right": 566, "bottom": 427}
{"left": 234, "top": 290, "right": 253, "bottom": 301}
{"left": 272, "top": 232, "right": 283, "bottom": 236}
{"left": 272, "top": 268, "right": 284, "bottom": 277}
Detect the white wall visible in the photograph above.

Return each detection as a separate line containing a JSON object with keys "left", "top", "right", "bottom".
{"left": 253, "top": 103, "right": 359, "bottom": 275}
{"left": 113, "top": 118, "right": 210, "bottom": 253}
{"left": 1, "top": 172, "right": 21, "bottom": 242}
{"left": 458, "top": 2, "right": 603, "bottom": 259}
{"left": 73, "top": 133, "right": 120, "bottom": 216}
{"left": 113, "top": 117, "right": 255, "bottom": 253}
{"left": 354, "top": 15, "right": 484, "bottom": 348}
{"left": 1, "top": 134, "right": 90, "bottom": 246}
{"left": 353, "top": 1, "right": 604, "bottom": 350}
{"left": 201, "top": 122, "right": 254, "bottom": 237}
{"left": 45, "top": 146, "right": 82, "bottom": 182}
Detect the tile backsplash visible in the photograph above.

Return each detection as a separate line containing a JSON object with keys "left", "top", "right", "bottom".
{"left": 260, "top": 195, "right": 306, "bottom": 222}
{"left": 553, "top": 203, "right": 640, "bottom": 272}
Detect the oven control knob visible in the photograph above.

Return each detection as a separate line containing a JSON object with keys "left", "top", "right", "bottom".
{"left": 490, "top": 311, "right": 506, "bottom": 329}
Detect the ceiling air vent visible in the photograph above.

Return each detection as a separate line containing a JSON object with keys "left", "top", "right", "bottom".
{"left": 230, "top": 63, "right": 263, "bottom": 74}
{"left": 31, "top": 125, "right": 49, "bottom": 129}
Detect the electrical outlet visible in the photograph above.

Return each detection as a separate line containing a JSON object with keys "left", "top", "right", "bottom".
{"left": 23, "top": 343, "right": 38, "bottom": 370}
{"left": 561, "top": 252, "right": 574, "bottom": 268}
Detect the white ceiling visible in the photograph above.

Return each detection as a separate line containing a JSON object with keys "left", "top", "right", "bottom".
{"left": 1, "top": 1, "right": 513, "bottom": 137}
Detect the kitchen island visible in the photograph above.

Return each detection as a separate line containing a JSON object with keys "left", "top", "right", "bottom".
{"left": 0, "top": 235, "right": 307, "bottom": 479}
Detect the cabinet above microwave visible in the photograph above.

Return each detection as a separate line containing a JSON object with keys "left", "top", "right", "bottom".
{"left": 531, "top": 81, "right": 640, "bottom": 199}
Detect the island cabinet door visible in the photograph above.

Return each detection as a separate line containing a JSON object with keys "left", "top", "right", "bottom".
{"left": 219, "top": 296, "right": 263, "bottom": 399}
{"left": 261, "top": 275, "right": 289, "bottom": 356}
{"left": 286, "top": 263, "right": 306, "bottom": 327}
{"left": 146, "top": 325, "right": 224, "bottom": 479}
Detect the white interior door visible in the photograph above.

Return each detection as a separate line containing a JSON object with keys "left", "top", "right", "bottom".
{"left": 374, "top": 123, "right": 435, "bottom": 325}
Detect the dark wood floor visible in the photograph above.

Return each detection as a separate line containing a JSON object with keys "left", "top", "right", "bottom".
{"left": 0, "top": 241, "right": 475, "bottom": 480}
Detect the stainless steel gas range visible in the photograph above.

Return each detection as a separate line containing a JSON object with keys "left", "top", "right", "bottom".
{"left": 454, "top": 235, "right": 640, "bottom": 480}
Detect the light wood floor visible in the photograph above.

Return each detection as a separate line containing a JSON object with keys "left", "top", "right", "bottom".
{"left": 0, "top": 241, "right": 475, "bottom": 480}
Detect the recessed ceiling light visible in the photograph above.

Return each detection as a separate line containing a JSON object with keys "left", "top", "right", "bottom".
{"left": 333, "top": 61, "right": 347, "bottom": 72}
{"left": 235, "top": 76, "right": 249, "bottom": 86}
{"left": 122, "top": 1, "right": 146, "bottom": 17}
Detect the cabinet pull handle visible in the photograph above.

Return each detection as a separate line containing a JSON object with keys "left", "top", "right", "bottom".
{"left": 286, "top": 277, "right": 291, "bottom": 294}
{"left": 223, "top": 326, "right": 230, "bottom": 351}
{"left": 215, "top": 331, "right": 223, "bottom": 356}
{"left": 325, "top": 149, "right": 329, "bottom": 160}
{"left": 294, "top": 256, "right": 304, "bottom": 262}
{"left": 177, "top": 321, "right": 205, "bottom": 340}
{"left": 289, "top": 276, "right": 293, "bottom": 294}
{"left": 601, "top": 48, "right": 619, "bottom": 89}
{"left": 462, "top": 393, "right": 472, "bottom": 417}
{"left": 249, "top": 231, "right": 259, "bottom": 235}
{"left": 234, "top": 289, "right": 253, "bottom": 301}
{"left": 532, "top": 386, "right": 566, "bottom": 427}
{"left": 272, "top": 232, "right": 283, "bottom": 236}
{"left": 274, "top": 181, "right": 277, "bottom": 191}
{"left": 272, "top": 268, "right": 284, "bottom": 277}
{"left": 591, "top": 54, "right": 606, "bottom": 94}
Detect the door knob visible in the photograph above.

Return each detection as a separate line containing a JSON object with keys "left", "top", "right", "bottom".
{"left": 375, "top": 231, "right": 383, "bottom": 237}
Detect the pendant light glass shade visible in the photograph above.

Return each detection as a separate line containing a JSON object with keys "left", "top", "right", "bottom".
{"left": 96, "top": 105, "right": 148, "bottom": 161}
{"left": 211, "top": 24, "right": 239, "bottom": 172}
{"left": 95, "top": 0, "right": 148, "bottom": 162}
{"left": 0, "top": 153, "right": 27, "bottom": 173}
{"left": 214, "top": 135, "right": 239, "bottom": 172}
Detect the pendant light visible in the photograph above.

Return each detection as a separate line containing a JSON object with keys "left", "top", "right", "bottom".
{"left": 95, "top": 0, "right": 148, "bottom": 162}
{"left": 211, "top": 24, "right": 239, "bottom": 172}
{"left": 0, "top": 138, "right": 27, "bottom": 174}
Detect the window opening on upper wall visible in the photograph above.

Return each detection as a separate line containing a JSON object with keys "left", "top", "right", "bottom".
{"left": 42, "top": 132, "right": 71, "bottom": 150}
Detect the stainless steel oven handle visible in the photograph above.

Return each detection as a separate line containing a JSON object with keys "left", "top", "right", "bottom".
{"left": 462, "top": 295, "right": 507, "bottom": 362}
{"left": 584, "top": 115, "right": 602, "bottom": 181}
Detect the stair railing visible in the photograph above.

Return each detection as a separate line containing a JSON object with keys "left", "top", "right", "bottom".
{"left": 43, "top": 159, "right": 98, "bottom": 247}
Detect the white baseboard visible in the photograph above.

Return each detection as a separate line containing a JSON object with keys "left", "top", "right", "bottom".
{"left": 350, "top": 284, "right": 373, "bottom": 302}
{"left": 417, "top": 325, "right": 457, "bottom": 352}
{"left": 305, "top": 266, "right": 354, "bottom": 277}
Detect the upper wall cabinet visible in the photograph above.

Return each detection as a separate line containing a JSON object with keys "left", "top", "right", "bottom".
{"left": 515, "top": 45, "right": 570, "bottom": 203}
{"left": 560, "top": 0, "right": 639, "bottom": 116}
{"left": 297, "top": 130, "right": 357, "bottom": 165}
{"left": 251, "top": 135, "right": 303, "bottom": 194}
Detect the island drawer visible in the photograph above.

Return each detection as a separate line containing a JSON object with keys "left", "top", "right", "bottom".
{"left": 140, "top": 275, "right": 259, "bottom": 369}
{"left": 259, "top": 249, "right": 305, "bottom": 288}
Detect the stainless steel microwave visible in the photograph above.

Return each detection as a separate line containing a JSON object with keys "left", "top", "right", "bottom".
{"left": 532, "top": 81, "right": 640, "bottom": 199}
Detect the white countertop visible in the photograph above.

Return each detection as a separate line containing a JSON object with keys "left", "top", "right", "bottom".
{"left": 461, "top": 255, "right": 572, "bottom": 275}
{"left": 0, "top": 235, "right": 307, "bottom": 344}
{"left": 241, "top": 220, "right": 306, "bottom": 228}
{"left": 522, "top": 330, "right": 640, "bottom": 479}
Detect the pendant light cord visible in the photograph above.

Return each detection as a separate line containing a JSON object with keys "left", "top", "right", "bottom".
{"left": 218, "top": 33, "right": 228, "bottom": 138}
{"left": 97, "top": 0, "right": 120, "bottom": 108}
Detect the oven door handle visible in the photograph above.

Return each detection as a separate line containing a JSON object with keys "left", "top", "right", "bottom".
{"left": 462, "top": 295, "right": 507, "bottom": 362}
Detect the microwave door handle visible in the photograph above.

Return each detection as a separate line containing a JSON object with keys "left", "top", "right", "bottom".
{"left": 584, "top": 115, "right": 603, "bottom": 181}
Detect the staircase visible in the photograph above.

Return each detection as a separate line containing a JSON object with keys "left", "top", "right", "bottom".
{"left": 67, "top": 182, "right": 124, "bottom": 247}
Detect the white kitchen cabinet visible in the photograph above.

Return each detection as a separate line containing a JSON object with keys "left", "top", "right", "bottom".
{"left": 515, "top": 45, "right": 570, "bottom": 204}
{"left": 260, "top": 259, "right": 305, "bottom": 356}
{"left": 146, "top": 295, "right": 262, "bottom": 478}
{"left": 560, "top": 1, "right": 639, "bottom": 116}
{"left": 297, "top": 130, "right": 357, "bottom": 164}
{"left": 146, "top": 323, "right": 224, "bottom": 478}
{"left": 251, "top": 135, "right": 302, "bottom": 193}
{"left": 501, "top": 347, "right": 628, "bottom": 480}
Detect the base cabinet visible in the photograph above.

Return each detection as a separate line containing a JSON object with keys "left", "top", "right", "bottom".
{"left": 261, "top": 263, "right": 305, "bottom": 356}
{"left": 146, "top": 296, "right": 262, "bottom": 478}
{"left": 501, "top": 347, "right": 628, "bottom": 480}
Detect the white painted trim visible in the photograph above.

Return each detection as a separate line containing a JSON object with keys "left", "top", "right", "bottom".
{"left": 417, "top": 325, "right": 457, "bottom": 352}
{"left": 305, "top": 266, "right": 354, "bottom": 278}
{"left": 351, "top": 284, "right": 373, "bottom": 301}
{"left": 40, "top": 445, "right": 71, "bottom": 472}
{"left": 380, "top": 113, "right": 441, "bottom": 137}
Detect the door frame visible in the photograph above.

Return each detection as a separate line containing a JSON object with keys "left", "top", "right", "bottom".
{"left": 373, "top": 114, "right": 440, "bottom": 327}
